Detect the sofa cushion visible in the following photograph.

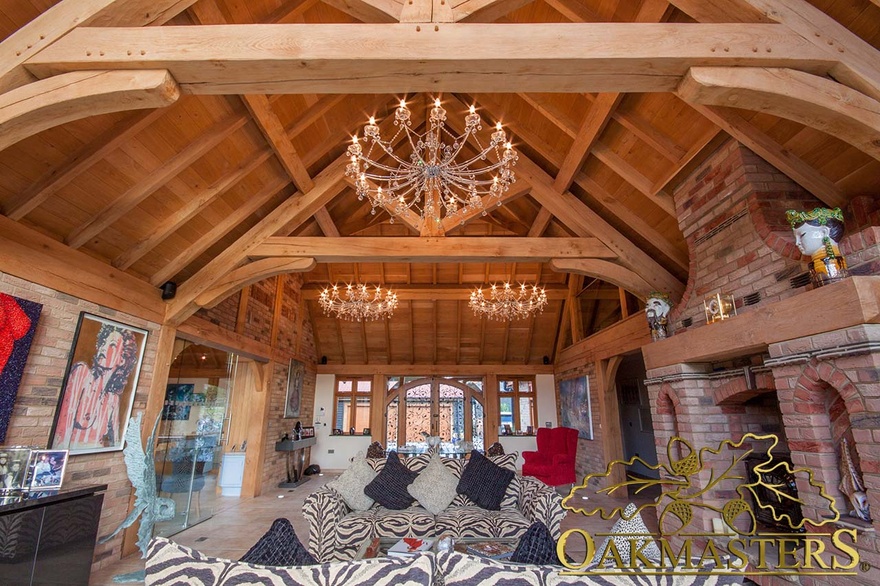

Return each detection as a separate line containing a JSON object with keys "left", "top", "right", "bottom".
{"left": 328, "top": 452, "right": 377, "bottom": 512}
{"left": 456, "top": 451, "right": 515, "bottom": 510}
{"left": 371, "top": 506, "right": 436, "bottom": 539}
{"left": 145, "top": 537, "right": 231, "bottom": 585}
{"left": 364, "top": 451, "right": 419, "bottom": 510}
{"left": 510, "top": 521, "right": 559, "bottom": 566}
{"left": 438, "top": 551, "right": 550, "bottom": 586}
{"left": 435, "top": 506, "right": 531, "bottom": 540}
{"left": 408, "top": 454, "right": 459, "bottom": 514}
{"left": 451, "top": 453, "right": 519, "bottom": 509}
{"left": 239, "top": 518, "right": 316, "bottom": 566}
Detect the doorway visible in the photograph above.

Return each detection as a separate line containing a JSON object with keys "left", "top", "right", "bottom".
{"left": 616, "top": 354, "right": 659, "bottom": 481}
{"left": 153, "top": 339, "right": 239, "bottom": 537}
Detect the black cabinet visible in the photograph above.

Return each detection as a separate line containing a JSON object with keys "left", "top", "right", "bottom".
{"left": 0, "top": 485, "right": 105, "bottom": 586}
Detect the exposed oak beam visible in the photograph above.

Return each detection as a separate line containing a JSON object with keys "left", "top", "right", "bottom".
{"left": 0, "top": 70, "right": 178, "bottom": 153}
{"left": 554, "top": 92, "right": 622, "bottom": 192}
{"left": 253, "top": 237, "right": 613, "bottom": 262}
{"left": 195, "top": 258, "right": 316, "bottom": 309}
{"left": 678, "top": 67, "right": 880, "bottom": 162}
{"left": 314, "top": 207, "right": 341, "bottom": 237}
{"left": 243, "top": 94, "right": 315, "bottom": 190}
{"left": 527, "top": 207, "right": 553, "bottom": 238}
{"left": 452, "top": 0, "right": 534, "bottom": 22}
{"left": 551, "top": 259, "right": 654, "bottom": 299}
{"left": 25, "top": 24, "right": 833, "bottom": 94}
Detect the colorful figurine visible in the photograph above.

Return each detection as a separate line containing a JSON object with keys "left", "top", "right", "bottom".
{"left": 645, "top": 292, "right": 672, "bottom": 341}
{"left": 786, "top": 207, "right": 849, "bottom": 288}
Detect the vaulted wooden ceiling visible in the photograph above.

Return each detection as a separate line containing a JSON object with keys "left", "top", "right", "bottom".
{"left": 1, "top": 0, "right": 878, "bottom": 366}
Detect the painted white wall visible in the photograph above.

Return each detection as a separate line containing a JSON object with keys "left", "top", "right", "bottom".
{"left": 312, "top": 374, "right": 370, "bottom": 470}
{"left": 499, "top": 374, "right": 557, "bottom": 469}
{"left": 311, "top": 373, "right": 558, "bottom": 471}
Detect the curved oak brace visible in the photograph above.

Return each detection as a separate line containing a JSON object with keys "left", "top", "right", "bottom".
{"left": 0, "top": 69, "right": 178, "bottom": 152}
{"left": 677, "top": 67, "right": 880, "bottom": 162}
{"left": 550, "top": 259, "right": 659, "bottom": 300}
{"left": 194, "top": 257, "right": 316, "bottom": 309}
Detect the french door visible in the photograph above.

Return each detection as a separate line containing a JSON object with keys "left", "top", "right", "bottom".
{"left": 384, "top": 377, "right": 485, "bottom": 452}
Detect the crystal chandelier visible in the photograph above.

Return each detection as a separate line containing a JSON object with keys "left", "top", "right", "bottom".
{"left": 469, "top": 282, "right": 548, "bottom": 321}
{"left": 319, "top": 283, "right": 399, "bottom": 322}
{"left": 345, "top": 97, "right": 518, "bottom": 229}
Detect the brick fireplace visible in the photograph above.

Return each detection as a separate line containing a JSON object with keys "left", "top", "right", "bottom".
{"left": 641, "top": 140, "right": 880, "bottom": 585}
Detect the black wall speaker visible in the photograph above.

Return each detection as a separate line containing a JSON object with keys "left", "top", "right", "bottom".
{"left": 320, "top": 355, "right": 328, "bottom": 365}
{"left": 160, "top": 281, "right": 177, "bottom": 300}
{"left": 542, "top": 355, "right": 551, "bottom": 365}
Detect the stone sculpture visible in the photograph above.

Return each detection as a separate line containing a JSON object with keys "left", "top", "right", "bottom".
{"left": 838, "top": 437, "right": 871, "bottom": 523}
{"left": 786, "top": 207, "right": 849, "bottom": 288}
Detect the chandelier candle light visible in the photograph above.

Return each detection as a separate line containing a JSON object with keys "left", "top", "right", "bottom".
{"left": 345, "top": 97, "right": 518, "bottom": 230}
{"left": 469, "top": 282, "right": 548, "bottom": 321}
{"left": 319, "top": 284, "right": 399, "bottom": 322}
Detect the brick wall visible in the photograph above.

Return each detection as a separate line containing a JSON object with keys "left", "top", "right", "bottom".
{"left": 0, "top": 271, "right": 160, "bottom": 571}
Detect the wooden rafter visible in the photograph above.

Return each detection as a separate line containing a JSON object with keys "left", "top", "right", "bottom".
{"left": 554, "top": 92, "right": 622, "bottom": 192}
{"left": 527, "top": 207, "right": 553, "bottom": 238}
{"left": 590, "top": 142, "right": 675, "bottom": 216}
{"left": 25, "top": 24, "right": 833, "bottom": 95}
{"left": 243, "top": 94, "right": 315, "bottom": 190}
{"left": 452, "top": 0, "right": 534, "bottom": 22}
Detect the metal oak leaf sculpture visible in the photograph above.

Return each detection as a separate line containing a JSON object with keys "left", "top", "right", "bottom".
{"left": 99, "top": 413, "right": 176, "bottom": 557}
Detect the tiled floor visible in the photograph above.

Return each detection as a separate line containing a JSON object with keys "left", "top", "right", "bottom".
{"left": 89, "top": 473, "right": 657, "bottom": 585}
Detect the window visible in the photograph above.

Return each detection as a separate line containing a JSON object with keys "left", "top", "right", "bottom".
{"left": 498, "top": 377, "right": 537, "bottom": 435}
{"left": 333, "top": 378, "right": 371, "bottom": 434}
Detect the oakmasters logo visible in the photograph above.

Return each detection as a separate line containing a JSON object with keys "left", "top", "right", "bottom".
{"left": 557, "top": 433, "right": 865, "bottom": 577}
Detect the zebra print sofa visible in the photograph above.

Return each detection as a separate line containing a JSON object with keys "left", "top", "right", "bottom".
{"left": 302, "top": 452, "right": 565, "bottom": 563}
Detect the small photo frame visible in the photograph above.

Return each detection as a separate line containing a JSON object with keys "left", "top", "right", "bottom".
{"left": 26, "top": 449, "right": 68, "bottom": 490}
{"left": 301, "top": 426, "right": 315, "bottom": 438}
{"left": 332, "top": 428, "right": 343, "bottom": 436}
{"left": 0, "top": 447, "right": 32, "bottom": 491}
{"left": 362, "top": 428, "right": 370, "bottom": 436}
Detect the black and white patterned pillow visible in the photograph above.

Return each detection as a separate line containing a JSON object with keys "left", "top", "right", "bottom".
{"left": 457, "top": 451, "right": 515, "bottom": 511}
{"left": 591, "top": 503, "right": 661, "bottom": 566}
{"left": 239, "top": 518, "right": 316, "bottom": 566}
{"left": 364, "top": 451, "right": 419, "bottom": 510}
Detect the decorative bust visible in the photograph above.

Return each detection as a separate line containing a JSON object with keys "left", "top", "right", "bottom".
{"left": 645, "top": 292, "right": 672, "bottom": 341}
{"left": 786, "top": 207, "right": 849, "bottom": 288}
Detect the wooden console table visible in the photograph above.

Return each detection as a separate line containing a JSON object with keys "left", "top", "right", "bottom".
{"left": 275, "top": 437, "right": 316, "bottom": 488}
{"left": 0, "top": 484, "right": 106, "bottom": 586}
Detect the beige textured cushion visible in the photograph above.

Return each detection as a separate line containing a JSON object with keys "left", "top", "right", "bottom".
{"left": 327, "top": 451, "right": 377, "bottom": 511}
{"left": 408, "top": 453, "right": 459, "bottom": 514}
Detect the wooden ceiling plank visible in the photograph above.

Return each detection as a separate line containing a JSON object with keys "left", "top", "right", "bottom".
{"left": 690, "top": 103, "right": 847, "bottom": 209}
{"left": 262, "top": 0, "right": 321, "bottom": 24}
{"left": 517, "top": 94, "right": 577, "bottom": 138}
{"left": 361, "top": 319, "right": 369, "bottom": 364}
{"left": 113, "top": 149, "right": 275, "bottom": 270}
{"left": 243, "top": 94, "right": 315, "bottom": 190}
{"left": 314, "top": 207, "right": 341, "bottom": 237}
{"left": 4, "top": 107, "right": 165, "bottom": 220}
{"left": 384, "top": 314, "right": 392, "bottom": 364}
{"left": 336, "top": 318, "right": 347, "bottom": 364}
{"left": 590, "top": 141, "right": 676, "bottom": 216}
{"left": 252, "top": 236, "right": 614, "bottom": 262}
{"left": 678, "top": 67, "right": 880, "bottom": 162}
{"left": 67, "top": 110, "right": 247, "bottom": 249}
{"left": 409, "top": 299, "right": 415, "bottom": 363}
{"left": 287, "top": 95, "right": 346, "bottom": 137}
{"left": 150, "top": 175, "right": 290, "bottom": 287}
{"left": 166, "top": 156, "right": 349, "bottom": 323}
{"left": 516, "top": 156, "right": 683, "bottom": 296}
{"left": 452, "top": 0, "right": 533, "bottom": 22}
{"left": 648, "top": 125, "right": 722, "bottom": 195}
{"left": 544, "top": 0, "right": 599, "bottom": 22}
{"left": 25, "top": 24, "right": 834, "bottom": 95}
{"left": 455, "top": 301, "right": 462, "bottom": 365}
{"left": 664, "top": 0, "right": 769, "bottom": 23}
{"left": 610, "top": 109, "right": 685, "bottom": 162}
{"left": 554, "top": 92, "right": 622, "bottom": 192}
{"left": 501, "top": 319, "right": 510, "bottom": 364}
{"left": 575, "top": 173, "right": 687, "bottom": 272}
{"left": 321, "top": 0, "right": 402, "bottom": 22}
{"left": 0, "top": 69, "right": 178, "bottom": 154}
{"left": 527, "top": 207, "right": 553, "bottom": 238}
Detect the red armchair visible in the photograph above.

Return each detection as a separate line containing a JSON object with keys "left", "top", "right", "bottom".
{"left": 522, "top": 426, "right": 579, "bottom": 486}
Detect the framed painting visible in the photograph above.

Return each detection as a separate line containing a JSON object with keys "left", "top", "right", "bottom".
{"left": 0, "top": 292, "right": 43, "bottom": 443}
{"left": 48, "top": 313, "right": 149, "bottom": 454}
{"left": 284, "top": 359, "right": 305, "bottom": 418}
{"left": 559, "top": 375, "right": 593, "bottom": 440}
